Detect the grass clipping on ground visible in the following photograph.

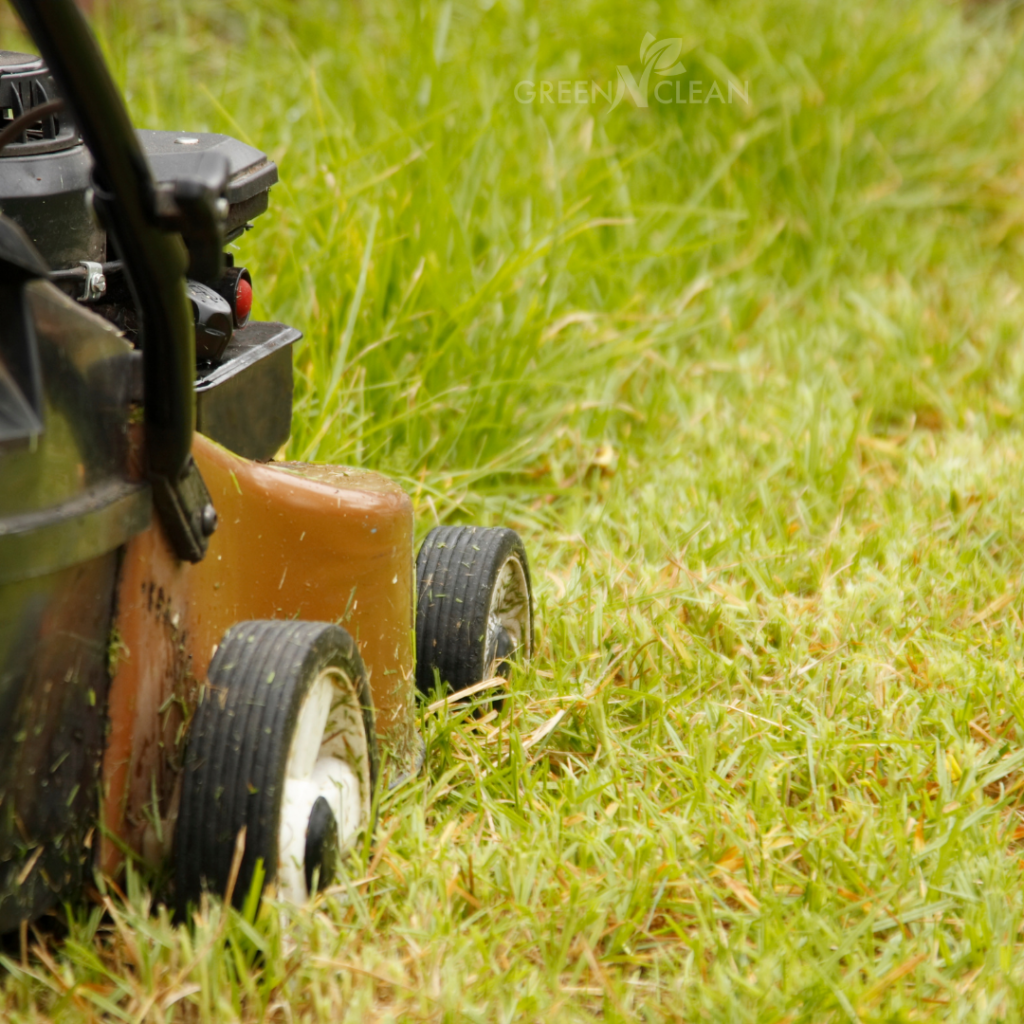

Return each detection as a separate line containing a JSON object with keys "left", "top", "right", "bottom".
{"left": 6, "top": 0, "right": 1024, "bottom": 1019}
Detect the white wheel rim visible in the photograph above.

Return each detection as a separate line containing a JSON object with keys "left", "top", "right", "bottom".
{"left": 277, "top": 667, "right": 371, "bottom": 903}
{"left": 485, "top": 553, "right": 531, "bottom": 670}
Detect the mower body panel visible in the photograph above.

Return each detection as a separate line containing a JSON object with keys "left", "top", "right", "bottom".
{"left": 0, "top": 267, "right": 149, "bottom": 930}
{"left": 100, "top": 433, "right": 417, "bottom": 874}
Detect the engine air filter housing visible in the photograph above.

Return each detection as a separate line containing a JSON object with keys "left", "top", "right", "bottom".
{"left": 0, "top": 50, "right": 102, "bottom": 270}
{"left": 0, "top": 50, "right": 77, "bottom": 155}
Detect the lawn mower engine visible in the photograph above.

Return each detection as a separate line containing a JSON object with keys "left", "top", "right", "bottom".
{"left": 0, "top": 0, "right": 533, "bottom": 935}
{"left": 0, "top": 49, "right": 291, "bottom": 460}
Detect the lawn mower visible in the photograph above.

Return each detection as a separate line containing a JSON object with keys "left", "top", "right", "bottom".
{"left": 0, "top": 0, "right": 533, "bottom": 931}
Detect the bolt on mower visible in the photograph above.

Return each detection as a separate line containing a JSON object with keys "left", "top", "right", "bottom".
{"left": 0, "top": 0, "right": 533, "bottom": 930}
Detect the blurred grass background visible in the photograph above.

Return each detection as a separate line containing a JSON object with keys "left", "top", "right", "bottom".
{"left": 6, "top": 0, "right": 1024, "bottom": 1019}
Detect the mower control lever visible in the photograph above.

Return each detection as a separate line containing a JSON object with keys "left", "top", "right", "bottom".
{"left": 152, "top": 150, "right": 230, "bottom": 283}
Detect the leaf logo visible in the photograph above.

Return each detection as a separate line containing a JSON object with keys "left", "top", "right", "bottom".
{"left": 610, "top": 33, "right": 686, "bottom": 111}
{"left": 639, "top": 33, "right": 686, "bottom": 77}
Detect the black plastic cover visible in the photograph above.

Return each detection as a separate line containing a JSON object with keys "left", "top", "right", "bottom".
{"left": 0, "top": 50, "right": 78, "bottom": 156}
{"left": 194, "top": 320, "right": 299, "bottom": 460}
{"left": 138, "top": 129, "right": 276, "bottom": 202}
{"left": 138, "top": 129, "right": 278, "bottom": 240}
{"left": 0, "top": 217, "right": 46, "bottom": 444}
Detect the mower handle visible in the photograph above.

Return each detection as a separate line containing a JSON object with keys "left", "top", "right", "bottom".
{"left": 11, "top": 0, "right": 215, "bottom": 562}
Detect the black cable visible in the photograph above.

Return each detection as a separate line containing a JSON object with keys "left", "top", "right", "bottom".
{"left": 0, "top": 99, "right": 64, "bottom": 156}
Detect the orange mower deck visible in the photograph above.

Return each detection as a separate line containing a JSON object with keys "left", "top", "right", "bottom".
{"left": 101, "top": 432, "right": 418, "bottom": 875}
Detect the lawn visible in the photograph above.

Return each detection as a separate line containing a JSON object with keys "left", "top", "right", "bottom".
{"left": 5, "top": 0, "right": 1024, "bottom": 1019}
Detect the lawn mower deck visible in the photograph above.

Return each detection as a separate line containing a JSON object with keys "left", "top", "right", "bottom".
{"left": 101, "top": 433, "right": 420, "bottom": 881}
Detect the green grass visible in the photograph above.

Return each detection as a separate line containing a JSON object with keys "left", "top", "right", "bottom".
{"left": 7, "top": 0, "right": 1024, "bottom": 1018}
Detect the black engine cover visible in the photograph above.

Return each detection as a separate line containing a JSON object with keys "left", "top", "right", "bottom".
{"left": 0, "top": 51, "right": 103, "bottom": 269}
{"left": 0, "top": 52, "right": 278, "bottom": 271}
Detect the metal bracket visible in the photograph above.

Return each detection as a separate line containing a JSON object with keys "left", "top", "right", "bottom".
{"left": 78, "top": 260, "right": 106, "bottom": 300}
{"left": 149, "top": 454, "right": 218, "bottom": 563}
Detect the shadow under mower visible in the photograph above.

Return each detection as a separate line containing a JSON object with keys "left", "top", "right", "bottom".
{"left": 0, "top": 0, "right": 533, "bottom": 930}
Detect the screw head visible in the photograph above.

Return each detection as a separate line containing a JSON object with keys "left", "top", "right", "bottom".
{"left": 200, "top": 503, "right": 218, "bottom": 536}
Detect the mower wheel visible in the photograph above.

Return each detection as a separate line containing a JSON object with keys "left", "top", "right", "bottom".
{"left": 415, "top": 525, "right": 533, "bottom": 701}
{"left": 175, "top": 620, "right": 378, "bottom": 912}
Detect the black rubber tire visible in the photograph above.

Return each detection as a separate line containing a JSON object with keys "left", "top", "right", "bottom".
{"left": 174, "top": 620, "right": 378, "bottom": 913}
{"left": 415, "top": 525, "right": 533, "bottom": 698}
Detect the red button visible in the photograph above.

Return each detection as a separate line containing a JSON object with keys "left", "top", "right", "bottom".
{"left": 235, "top": 276, "right": 253, "bottom": 324}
